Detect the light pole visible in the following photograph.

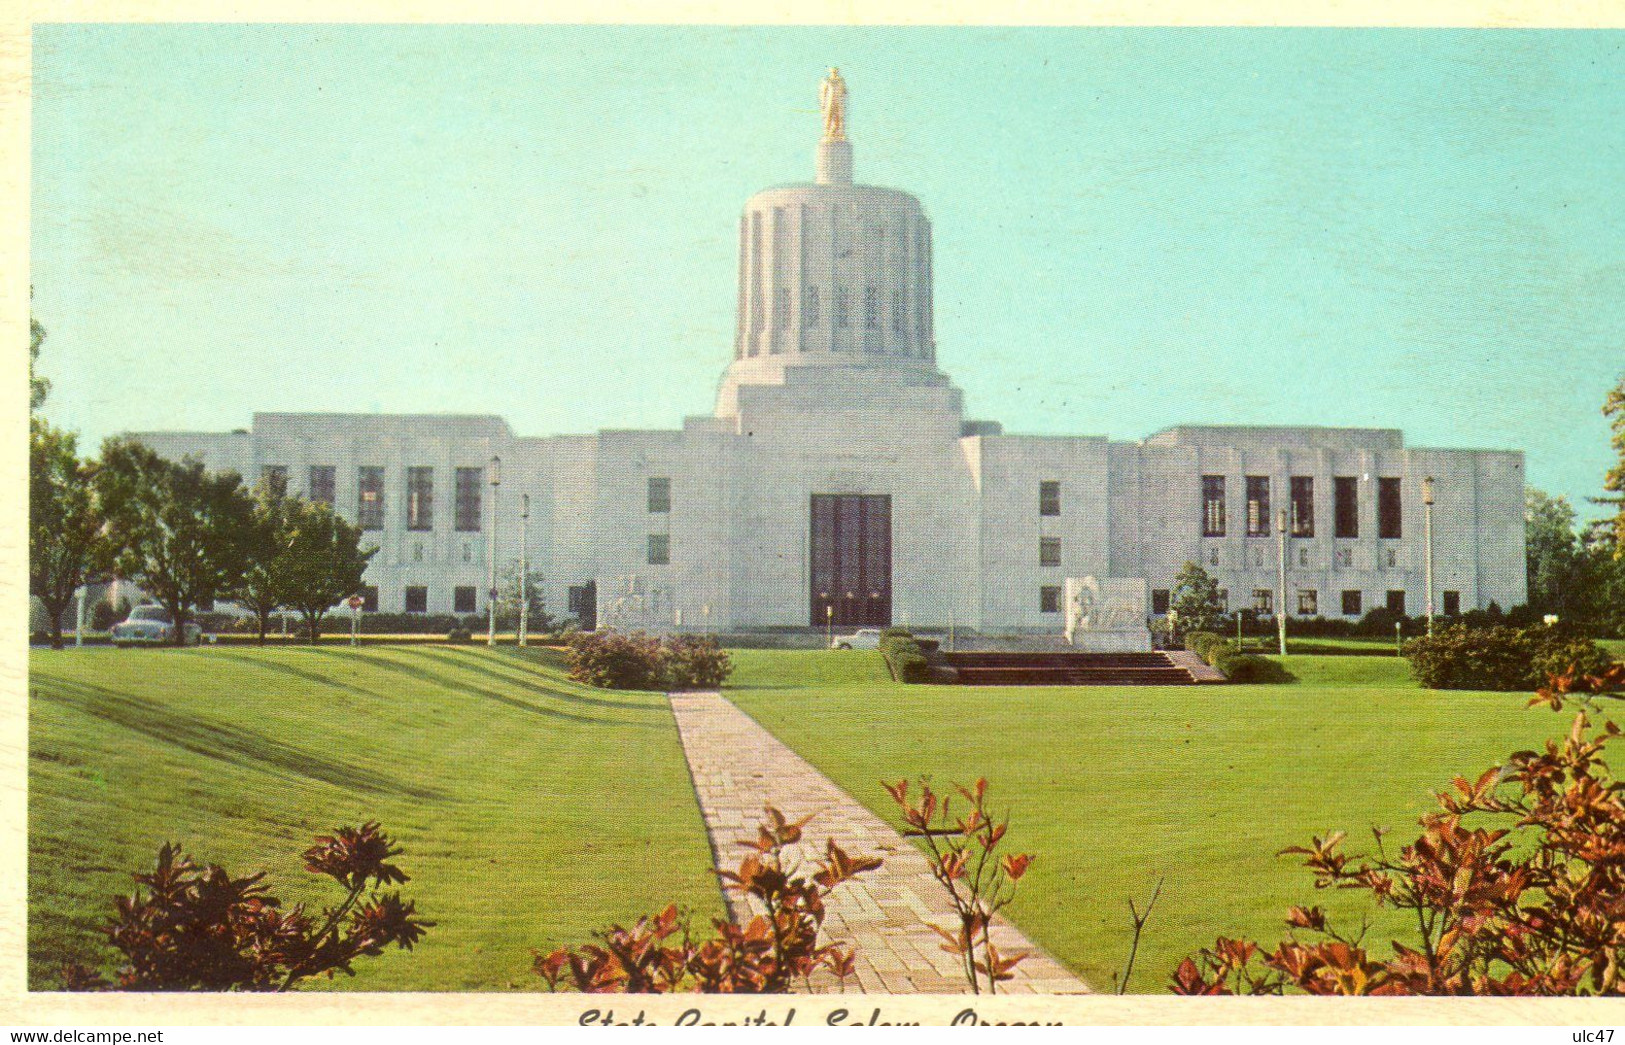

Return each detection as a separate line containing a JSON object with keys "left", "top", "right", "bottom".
{"left": 1276, "top": 505, "right": 1288, "bottom": 656}
{"left": 824, "top": 600, "right": 833, "bottom": 649}
{"left": 1422, "top": 475, "right": 1436, "bottom": 638}
{"left": 486, "top": 455, "right": 501, "bottom": 647}
{"left": 518, "top": 492, "right": 530, "bottom": 648}
{"left": 74, "top": 586, "right": 85, "bottom": 648}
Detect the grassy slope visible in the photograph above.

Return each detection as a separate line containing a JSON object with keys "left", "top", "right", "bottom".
{"left": 29, "top": 645, "right": 720, "bottom": 991}
{"left": 727, "top": 651, "right": 1596, "bottom": 993}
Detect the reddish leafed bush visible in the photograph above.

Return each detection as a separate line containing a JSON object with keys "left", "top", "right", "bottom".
{"left": 565, "top": 630, "right": 732, "bottom": 691}
{"left": 884, "top": 777, "right": 1034, "bottom": 993}
{"left": 61, "top": 821, "right": 430, "bottom": 991}
{"left": 1174, "top": 663, "right": 1625, "bottom": 996}
{"left": 533, "top": 805, "right": 879, "bottom": 993}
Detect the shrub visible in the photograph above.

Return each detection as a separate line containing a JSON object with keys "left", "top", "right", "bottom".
{"left": 1173, "top": 665, "right": 1625, "bottom": 996}
{"left": 1184, "top": 631, "right": 1223, "bottom": 661}
{"left": 1405, "top": 624, "right": 1611, "bottom": 691}
{"left": 534, "top": 806, "right": 879, "bottom": 993}
{"left": 91, "top": 597, "right": 131, "bottom": 632}
{"left": 660, "top": 634, "right": 733, "bottom": 691}
{"left": 1217, "top": 653, "right": 1272, "bottom": 683}
{"left": 565, "top": 631, "right": 735, "bottom": 690}
{"left": 60, "top": 822, "right": 429, "bottom": 991}
{"left": 445, "top": 627, "right": 472, "bottom": 644}
{"left": 878, "top": 631, "right": 930, "bottom": 683}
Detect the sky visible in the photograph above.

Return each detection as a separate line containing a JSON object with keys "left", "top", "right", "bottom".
{"left": 29, "top": 25, "right": 1625, "bottom": 518}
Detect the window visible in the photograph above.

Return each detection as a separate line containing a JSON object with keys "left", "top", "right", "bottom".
{"left": 864, "top": 285, "right": 880, "bottom": 330}
{"left": 648, "top": 534, "right": 670, "bottom": 565}
{"left": 892, "top": 288, "right": 907, "bottom": 333}
{"left": 412, "top": 542, "right": 423, "bottom": 562}
{"left": 1039, "top": 480, "right": 1061, "bottom": 517}
{"left": 1337, "top": 548, "right": 1353, "bottom": 568}
{"left": 1040, "top": 586, "right": 1062, "bottom": 613}
{"left": 1151, "top": 589, "right": 1170, "bottom": 615}
{"left": 406, "top": 467, "right": 434, "bottom": 531}
{"left": 834, "top": 287, "right": 851, "bottom": 329}
{"left": 1387, "top": 590, "right": 1407, "bottom": 614}
{"left": 1298, "top": 546, "right": 1309, "bottom": 567}
{"left": 803, "top": 285, "right": 821, "bottom": 327}
{"left": 461, "top": 543, "right": 472, "bottom": 563}
{"left": 1334, "top": 476, "right": 1359, "bottom": 539}
{"left": 358, "top": 585, "right": 378, "bottom": 612}
{"left": 648, "top": 477, "right": 671, "bottom": 514}
{"left": 404, "top": 586, "right": 428, "bottom": 614}
{"left": 1208, "top": 547, "right": 1220, "bottom": 567}
{"left": 1201, "top": 475, "right": 1226, "bottom": 536}
{"left": 774, "top": 287, "right": 791, "bottom": 330}
{"left": 1253, "top": 589, "right": 1274, "bottom": 614}
{"left": 261, "top": 465, "right": 288, "bottom": 498}
{"left": 1378, "top": 477, "right": 1403, "bottom": 539}
{"left": 1386, "top": 548, "right": 1399, "bottom": 568}
{"left": 1290, "top": 476, "right": 1314, "bottom": 537}
{"left": 454, "top": 467, "right": 482, "bottom": 532}
{"left": 1443, "top": 591, "right": 1461, "bottom": 616}
{"left": 454, "top": 586, "right": 477, "bottom": 614}
{"left": 357, "top": 467, "right": 384, "bottom": 530}
{"left": 308, "top": 465, "right": 336, "bottom": 506}
{"left": 1342, "top": 590, "right": 1362, "bottom": 616}
{"left": 1246, "top": 476, "right": 1271, "bottom": 536}
{"left": 1039, "top": 537, "right": 1061, "bottom": 567}
{"left": 1297, "top": 589, "right": 1318, "bottom": 616}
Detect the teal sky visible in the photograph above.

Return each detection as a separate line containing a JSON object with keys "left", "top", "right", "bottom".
{"left": 30, "top": 25, "right": 1625, "bottom": 518}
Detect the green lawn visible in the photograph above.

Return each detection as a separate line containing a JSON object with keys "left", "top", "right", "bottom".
{"left": 727, "top": 650, "right": 1601, "bottom": 993}
{"left": 28, "top": 645, "right": 720, "bottom": 991}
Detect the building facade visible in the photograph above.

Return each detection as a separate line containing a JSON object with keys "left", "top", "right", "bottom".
{"left": 128, "top": 79, "right": 1528, "bottom": 634}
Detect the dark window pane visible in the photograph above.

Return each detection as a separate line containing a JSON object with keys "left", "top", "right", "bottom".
{"left": 1202, "top": 475, "right": 1226, "bottom": 537}
{"left": 1039, "top": 480, "right": 1061, "bottom": 517}
{"left": 1378, "top": 477, "right": 1403, "bottom": 539}
{"left": 1341, "top": 590, "right": 1362, "bottom": 616}
{"left": 404, "top": 586, "right": 428, "bottom": 614}
{"left": 648, "top": 534, "right": 670, "bottom": 565}
{"left": 407, "top": 467, "right": 434, "bottom": 531}
{"left": 308, "top": 465, "right": 336, "bottom": 506}
{"left": 357, "top": 467, "right": 385, "bottom": 530}
{"left": 1334, "top": 476, "right": 1359, "bottom": 538}
{"left": 1246, "top": 476, "right": 1271, "bottom": 536}
{"left": 1040, "top": 586, "right": 1062, "bottom": 613}
{"left": 1297, "top": 589, "right": 1318, "bottom": 616}
{"left": 359, "top": 586, "right": 378, "bottom": 612}
{"left": 1290, "top": 476, "right": 1314, "bottom": 537}
{"left": 648, "top": 477, "right": 671, "bottom": 514}
{"left": 454, "top": 586, "right": 476, "bottom": 614}
{"left": 1039, "top": 537, "right": 1061, "bottom": 567}
{"left": 1387, "top": 589, "right": 1406, "bottom": 614}
{"left": 1151, "top": 589, "right": 1170, "bottom": 614}
{"left": 261, "top": 465, "right": 288, "bottom": 498}
{"left": 1443, "top": 591, "right": 1461, "bottom": 616}
{"left": 455, "top": 467, "right": 482, "bottom": 532}
{"left": 1253, "top": 588, "right": 1274, "bottom": 614}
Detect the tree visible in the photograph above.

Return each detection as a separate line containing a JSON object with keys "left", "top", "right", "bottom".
{"left": 497, "top": 561, "right": 553, "bottom": 631}
{"left": 30, "top": 306, "right": 49, "bottom": 412}
{"left": 96, "top": 439, "right": 256, "bottom": 646}
{"left": 277, "top": 497, "right": 375, "bottom": 642}
{"left": 1170, "top": 561, "right": 1225, "bottom": 636}
{"left": 1525, "top": 487, "right": 1583, "bottom": 618}
{"left": 29, "top": 419, "right": 110, "bottom": 649}
{"left": 1603, "top": 375, "right": 1625, "bottom": 553}
{"left": 232, "top": 490, "right": 293, "bottom": 644}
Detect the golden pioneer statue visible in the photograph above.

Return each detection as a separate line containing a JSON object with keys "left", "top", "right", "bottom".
{"left": 819, "top": 67, "right": 848, "bottom": 141}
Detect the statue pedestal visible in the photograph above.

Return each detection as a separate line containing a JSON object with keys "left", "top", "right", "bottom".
{"left": 1063, "top": 576, "right": 1152, "bottom": 653}
{"left": 816, "top": 140, "right": 852, "bottom": 185}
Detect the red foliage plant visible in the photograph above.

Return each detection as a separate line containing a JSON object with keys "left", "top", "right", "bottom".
{"left": 1173, "top": 663, "right": 1625, "bottom": 996}
{"left": 884, "top": 777, "right": 1035, "bottom": 994}
{"left": 61, "top": 821, "right": 430, "bottom": 991}
{"left": 533, "top": 805, "right": 879, "bottom": 993}
{"left": 564, "top": 631, "right": 732, "bottom": 691}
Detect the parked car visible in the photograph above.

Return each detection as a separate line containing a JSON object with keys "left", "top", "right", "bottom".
{"left": 111, "top": 605, "right": 204, "bottom": 647}
{"left": 830, "top": 628, "right": 883, "bottom": 651}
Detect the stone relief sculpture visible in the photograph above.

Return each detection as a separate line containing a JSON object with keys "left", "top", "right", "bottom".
{"left": 599, "top": 575, "right": 675, "bottom": 631}
{"left": 1064, "top": 576, "right": 1152, "bottom": 651}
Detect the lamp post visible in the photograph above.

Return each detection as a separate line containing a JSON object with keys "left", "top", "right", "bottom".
{"left": 1422, "top": 475, "right": 1436, "bottom": 638}
{"left": 518, "top": 493, "right": 530, "bottom": 648}
{"left": 1276, "top": 505, "right": 1288, "bottom": 656}
{"left": 486, "top": 455, "right": 501, "bottom": 647}
{"left": 824, "top": 601, "right": 833, "bottom": 649}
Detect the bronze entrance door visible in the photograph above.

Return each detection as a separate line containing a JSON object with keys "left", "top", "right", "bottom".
{"left": 809, "top": 494, "right": 892, "bottom": 628}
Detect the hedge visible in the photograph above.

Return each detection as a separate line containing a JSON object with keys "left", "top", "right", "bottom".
{"left": 1404, "top": 623, "right": 1614, "bottom": 691}
{"left": 878, "top": 630, "right": 931, "bottom": 683}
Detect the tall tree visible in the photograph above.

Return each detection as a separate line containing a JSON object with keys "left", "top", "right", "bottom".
{"left": 1170, "top": 561, "right": 1226, "bottom": 636}
{"left": 29, "top": 419, "right": 110, "bottom": 649}
{"left": 278, "top": 498, "right": 375, "bottom": 642}
{"left": 1603, "top": 375, "right": 1625, "bottom": 553}
{"left": 96, "top": 439, "right": 256, "bottom": 646}
{"left": 1525, "top": 487, "right": 1583, "bottom": 617}
{"left": 232, "top": 489, "right": 293, "bottom": 644}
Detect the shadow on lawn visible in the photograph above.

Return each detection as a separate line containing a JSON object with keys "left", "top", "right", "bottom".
{"left": 300, "top": 648, "right": 660, "bottom": 729}
{"left": 34, "top": 676, "right": 452, "bottom": 802}
{"left": 210, "top": 650, "right": 394, "bottom": 702}
{"left": 419, "top": 646, "right": 665, "bottom": 712}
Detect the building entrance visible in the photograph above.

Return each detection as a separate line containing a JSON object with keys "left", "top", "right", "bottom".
{"left": 809, "top": 494, "right": 892, "bottom": 628}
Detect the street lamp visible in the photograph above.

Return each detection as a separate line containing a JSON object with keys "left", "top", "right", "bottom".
{"left": 518, "top": 492, "right": 530, "bottom": 648}
{"left": 487, "top": 455, "right": 501, "bottom": 647}
{"left": 1276, "top": 505, "right": 1288, "bottom": 656}
{"left": 1422, "top": 475, "right": 1436, "bottom": 638}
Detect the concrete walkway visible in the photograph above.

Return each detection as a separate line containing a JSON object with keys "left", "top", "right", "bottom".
{"left": 669, "top": 692, "right": 1088, "bottom": 994}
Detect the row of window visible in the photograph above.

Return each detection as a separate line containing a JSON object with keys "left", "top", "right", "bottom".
{"left": 1203, "top": 544, "right": 1408, "bottom": 569}
{"left": 1131, "top": 588, "right": 1463, "bottom": 618}
{"left": 1201, "top": 475, "right": 1405, "bottom": 540}
{"left": 261, "top": 464, "right": 486, "bottom": 533}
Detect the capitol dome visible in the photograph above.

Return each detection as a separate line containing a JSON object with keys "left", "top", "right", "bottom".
{"left": 715, "top": 70, "right": 939, "bottom": 419}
